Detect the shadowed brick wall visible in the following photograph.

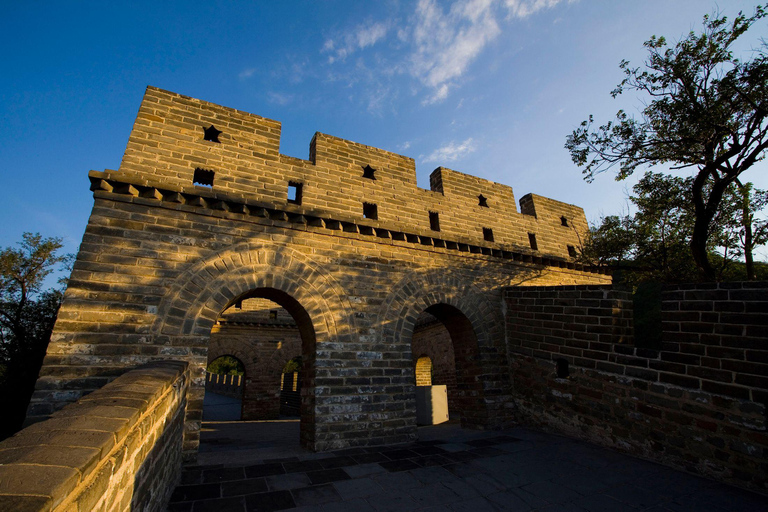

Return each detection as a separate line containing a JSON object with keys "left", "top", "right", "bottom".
{"left": 0, "top": 361, "right": 188, "bottom": 512}
{"left": 505, "top": 283, "right": 768, "bottom": 492}
{"left": 30, "top": 86, "right": 611, "bottom": 459}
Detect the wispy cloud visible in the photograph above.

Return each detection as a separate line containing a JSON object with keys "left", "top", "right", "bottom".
{"left": 423, "top": 138, "right": 477, "bottom": 163}
{"left": 267, "top": 92, "right": 294, "bottom": 106}
{"left": 323, "top": 20, "right": 390, "bottom": 63}
{"left": 410, "top": 0, "right": 500, "bottom": 104}
{"left": 504, "top": 0, "right": 570, "bottom": 19}
{"left": 319, "top": 0, "right": 572, "bottom": 106}
{"left": 239, "top": 68, "right": 256, "bottom": 79}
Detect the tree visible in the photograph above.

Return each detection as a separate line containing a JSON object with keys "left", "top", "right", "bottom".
{"left": 732, "top": 180, "right": 768, "bottom": 279}
{"left": 566, "top": 5, "right": 768, "bottom": 280}
{"left": 0, "top": 233, "right": 68, "bottom": 439}
{"left": 579, "top": 172, "right": 768, "bottom": 284}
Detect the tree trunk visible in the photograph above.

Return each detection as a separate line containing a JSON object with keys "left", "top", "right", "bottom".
{"left": 735, "top": 180, "right": 756, "bottom": 280}
{"left": 690, "top": 167, "right": 732, "bottom": 282}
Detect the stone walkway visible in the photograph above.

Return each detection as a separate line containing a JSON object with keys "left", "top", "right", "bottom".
{"left": 168, "top": 422, "right": 766, "bottom": 511}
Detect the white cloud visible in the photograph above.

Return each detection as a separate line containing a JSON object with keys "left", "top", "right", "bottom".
{"left": 238, "top": 68, "right": 256, "bottom": 79}
{"left": 422, "top": 83, "right": 450, "bottom": 105}
{"left": 424, "top": 138, "right": 477, "bottom": 163}
{"left": 504, "top": 0, "right": 568, "bottom": 19}
{"left": 409, "top": 0, "right": 500, "bottom": 104}
{"left": 322, "top": 21, "right": 390, "bottom": 63}
{"left": 267, "top": 92, "right": 294, "bottom": 106}
{"left": 315, "top": 0, "right": 572, "bottom": 107}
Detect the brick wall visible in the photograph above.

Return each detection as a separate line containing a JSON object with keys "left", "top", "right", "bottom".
{"left": 114, "top": 86, "right": 590, "bottom": 261}
{"left": 31, "top": 87, "right": 611, "bottom": 458}
{"left": 0, "top": 361, "right": 188, "bottom": 511}
{"left": 505, "top": 283, "right": 768, "bottom": 492}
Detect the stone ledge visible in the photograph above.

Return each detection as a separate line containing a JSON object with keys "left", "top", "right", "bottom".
{"left": 0, "top": 360, "right": 188, "bottom": 512}
{"left": 88, "top": 171, "right": 608, "bottom": 275}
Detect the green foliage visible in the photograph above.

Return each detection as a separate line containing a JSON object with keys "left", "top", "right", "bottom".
{"left": 0, "top": 233, "right": 69, "bottom": 439}
{"left": 207, "top": 355, "right": 245, "bottom": 376}
{"left": 579, "top": 172, "right": 768, "bottom": 285}
{"left": 282, "top": 356, "right": 302, "bottom": 374}
{"left": 567, "top": 5, "right": 768, "bottom": 280}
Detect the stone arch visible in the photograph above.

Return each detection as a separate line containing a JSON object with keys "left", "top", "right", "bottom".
{"left": 152, "top": 242, "right": 355, "bottom": 455}
{"left": 378, "top": 269, "right": 507, "bottom": 429}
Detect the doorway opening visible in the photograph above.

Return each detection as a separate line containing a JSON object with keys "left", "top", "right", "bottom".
{"left": 203, "top": 355, "right": 245, "bottom": 421}
{"left": 410, "top": 303, "right": 484, "bottom": 429}
{"left": 200, "top": 288, "right": 316, "bottom": 461}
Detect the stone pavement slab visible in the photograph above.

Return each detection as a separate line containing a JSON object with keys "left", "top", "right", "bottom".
{"left": 168, "top": 424, "right": 767, "bottom": 511}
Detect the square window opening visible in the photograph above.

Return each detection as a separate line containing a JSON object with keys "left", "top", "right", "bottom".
{"left": 429, "top": 211, "right": 440, "bottom": 231}
{"left": 567, "top": 245, "right": 577, "bottom": 257}
{"left": 363, "top": 202, "right": 378, "bottom": 220}
{"left": 287, "top": 182, "right": 303, "bottom": 205}
{"left": 561, "top": 216, "right": 569, "bottom": 227}
{"left": 193, "top": 167, "right": 215, "bottom": 187}
{"left": 528, "top": 233, "right": 538, "bottom": 251}
{"left": 269, "top": 310, "right": 278, "bottom": 320}
{"left": 483, "top": 227, "right": 494, "bottom": 242}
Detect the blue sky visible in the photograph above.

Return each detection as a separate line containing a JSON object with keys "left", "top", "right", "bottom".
{"left": 2, "top": 0, "right": 766, "bottom": 262}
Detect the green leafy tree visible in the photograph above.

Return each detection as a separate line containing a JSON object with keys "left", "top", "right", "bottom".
{"left": 580, "top": 172, "right": 768, "bottom": 284}
{"left": 731, "top": 180, "right": 768, "bottom": 279}
{"left": 0, "top": 233, "right": 69, "bottom": 439}
{"left": 566, "top": 6, "right": 768, "bottom": 280}
{"left": 207, "top": 355, "right": 245, "bottom": 376}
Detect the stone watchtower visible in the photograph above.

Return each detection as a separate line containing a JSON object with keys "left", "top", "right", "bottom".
{"left": 29, "top": 87, "right": 610, "bottom": 460}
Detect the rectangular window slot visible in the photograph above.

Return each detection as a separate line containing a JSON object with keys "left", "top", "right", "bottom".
{"left": 567, "top": 245, "right": 577, "bottom": 257}
{"left": 287, "top": 181, "right": 303, "bottom": 204}
{"left": 420, "top": 237, "right": 433, "bottom": 246}
{"left": 528, "top": 233, "right": 538, "bottom": 251}
{"left": 446, "top": 241, "right": 459, "bottom": 250}
{"left": 359, "top": 225, "right": 375, "bottom": 236}
{"left": 406, "top": 234, "right": 420, "bottom": 243}
{"left": 375, "top": 228, "right": 391, "bottom": 239}
{"left": 483, "top": 228, "right": 494, "bottom": 242}
{"left": 429, "top": 211, "right": 440, "bottom": 231}
{"left": 363, "top": 202, "right": 378, "bottom": 220}
{"left": 481, "top": 247, "right": 492, "bottom": 255}
{"left": 391, "top": 231, "right": 406, "bottom": 241}
{"left": 269, "top": 310, "right": 278, "bottom": 320}
{"left": 193, "top": 167, "right": 215, "bottom": 187}
{"left": 433, "top": 239, "right": 446, "bottom": 248}
{"left": 458, "top": 243, "right": 469, "bottom": 252}
{"left": 325, "top": 220, "right": 342, "bottom": 230}
{"left": 470, "top": 245, "right": 482, "bottom": 254}
{"left": 561, "top": 216, "right": 569, "bottom": 227}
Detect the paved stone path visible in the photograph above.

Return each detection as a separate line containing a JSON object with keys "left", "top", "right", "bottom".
{"left": 168, "top": 424, "right": 766, "bottom": 511}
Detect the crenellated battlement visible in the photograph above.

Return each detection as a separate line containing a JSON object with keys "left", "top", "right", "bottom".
{"left": 117, "top": 86, "right": 587, "bottom": 260}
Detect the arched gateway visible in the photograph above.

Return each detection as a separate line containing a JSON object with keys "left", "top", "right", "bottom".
{"left": 29, "top": 87, "right": 610, "bottom": 460}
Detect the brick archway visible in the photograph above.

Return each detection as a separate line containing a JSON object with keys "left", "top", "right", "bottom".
{"left": 152, "top": 242, "right": 355, "bottom": 456}
{"left": 378, "top": 270, "right": 510, "bottom": 430}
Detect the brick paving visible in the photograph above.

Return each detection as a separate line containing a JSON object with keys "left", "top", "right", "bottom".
{"left": 167, "top": 424, "right": 767, "bottom": 511}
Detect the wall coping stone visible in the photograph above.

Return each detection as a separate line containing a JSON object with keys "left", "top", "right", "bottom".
{"left": 0, "top": 360, "right": 188, "bottom": 512}
{"left": 89, "top": 171, "right": 608, "bottom": 275}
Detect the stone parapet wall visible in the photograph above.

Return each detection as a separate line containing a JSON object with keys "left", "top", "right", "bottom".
{"left": 0, "top": 361, "right": 188, "bottom": 512}
{"left": 115, "top": 86, "right": 588, "bottom": 260}
{"left": 505, "top": 283, "right": 768, "bottom": 492}
{"left": 31, "top": 87, "right": 611, "bottom": 459}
